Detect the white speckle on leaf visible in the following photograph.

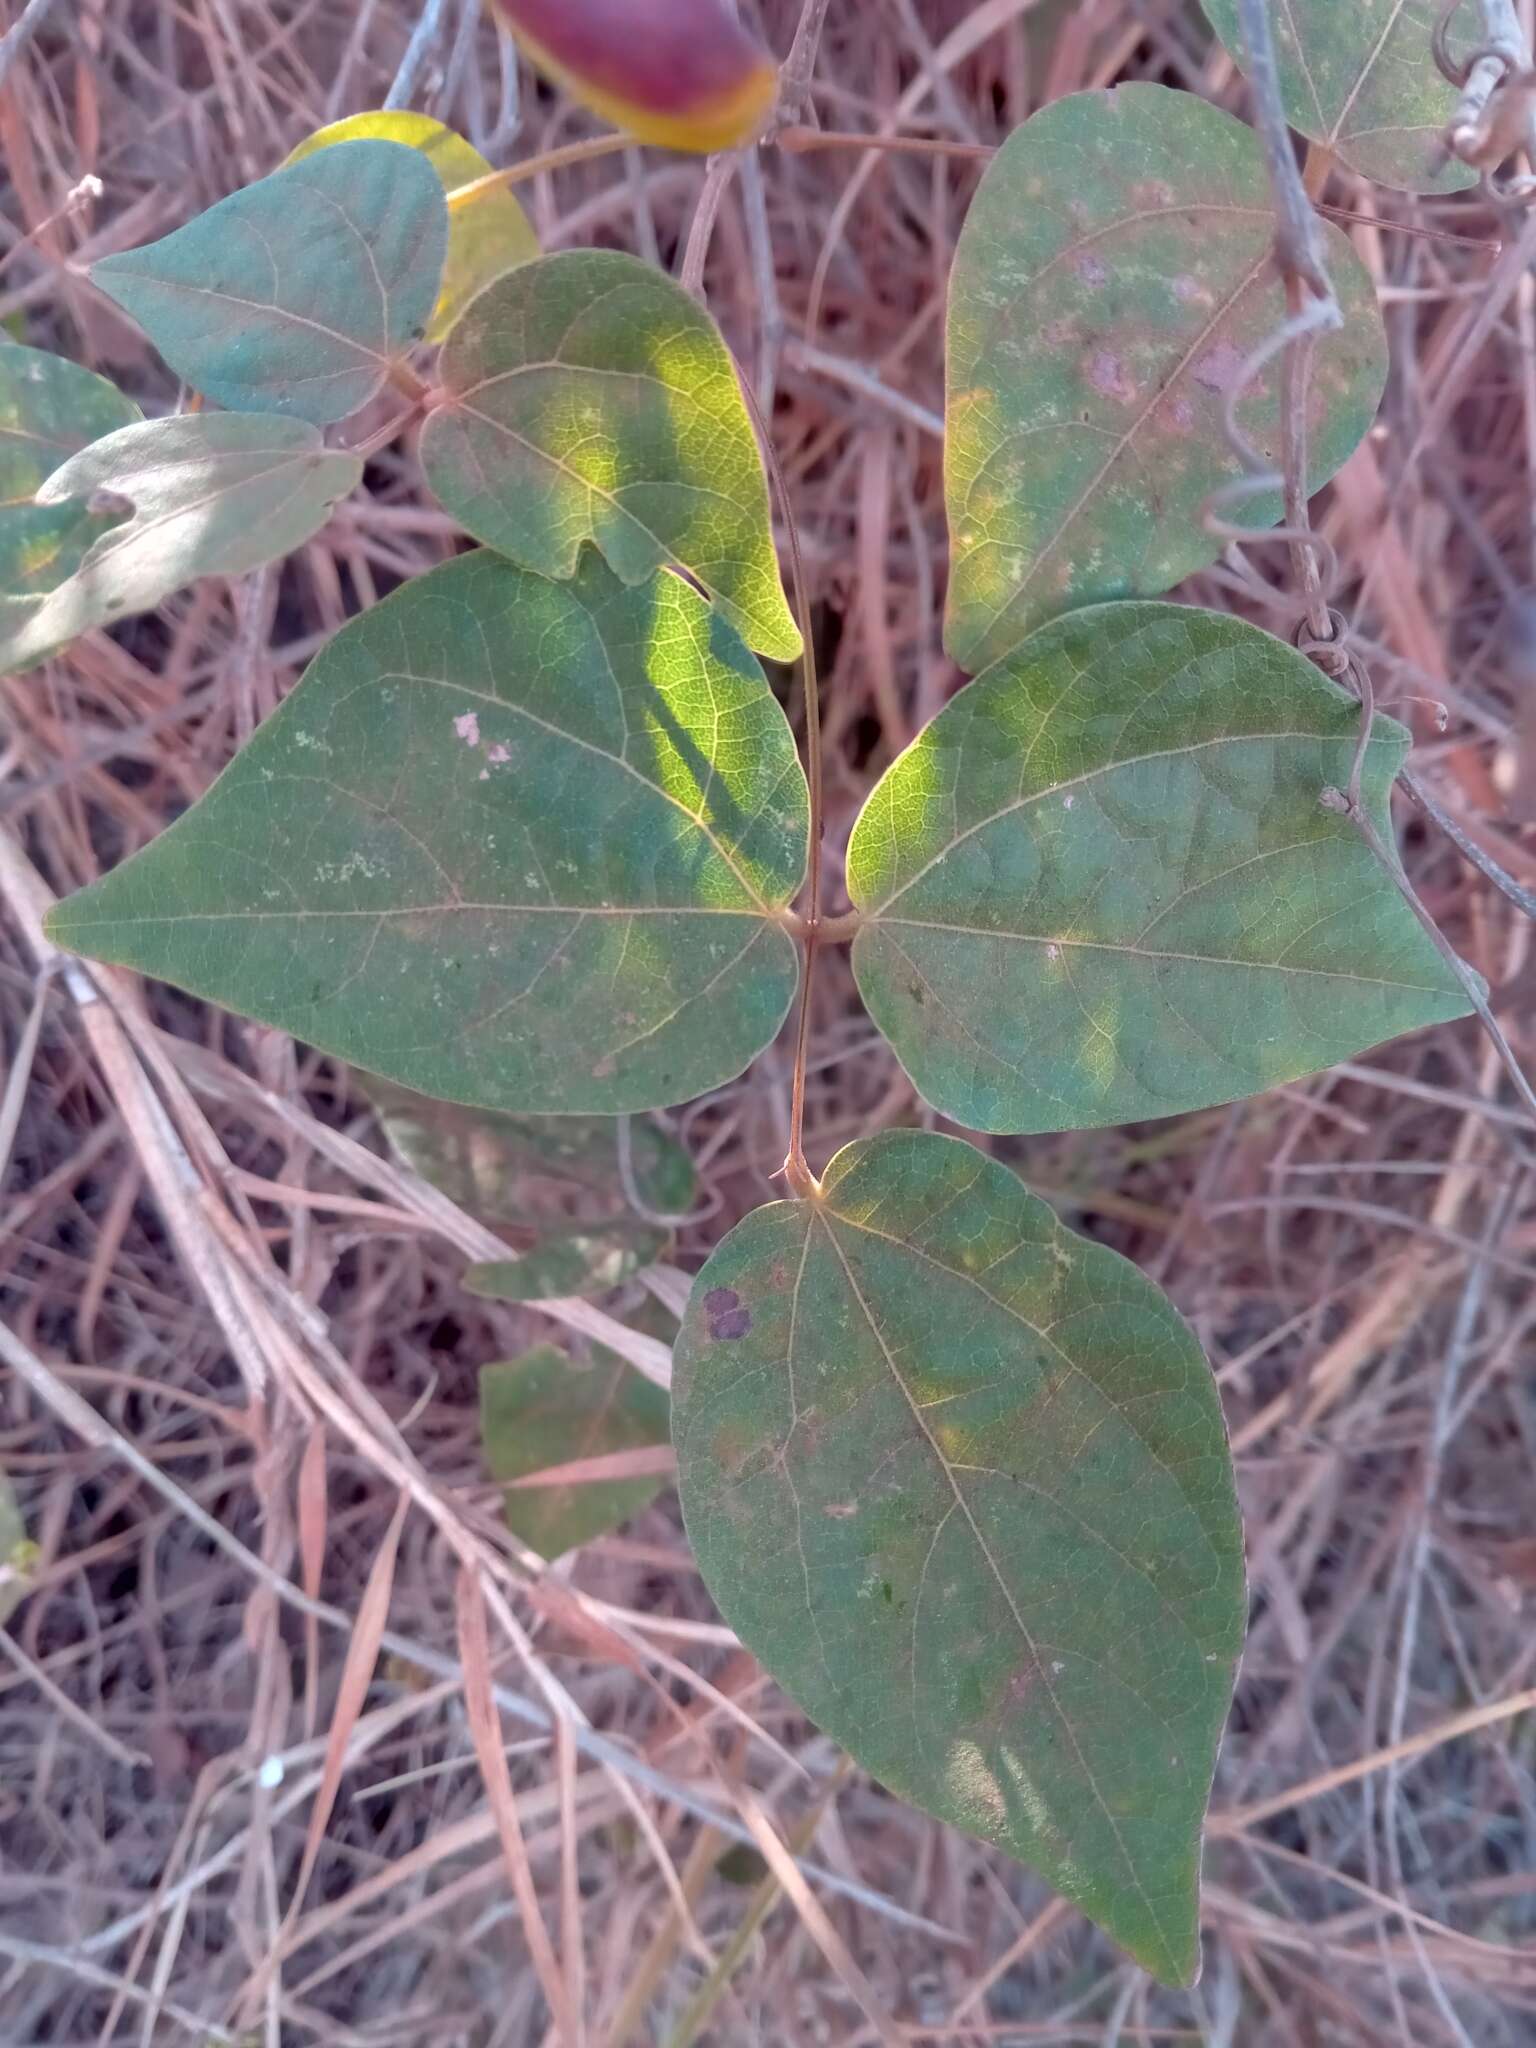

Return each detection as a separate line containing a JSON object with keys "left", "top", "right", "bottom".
{"left": 1063, "top": 793, "right": 1075, "bottom": 809}
{"left": 454, "top": 711, "right": 480, "bottom": 746}
{"left": 486, "top": 742, "right": 510, "bottom": 765}
{"left": 314, "top": 853, "right": 382, "bottom": 885}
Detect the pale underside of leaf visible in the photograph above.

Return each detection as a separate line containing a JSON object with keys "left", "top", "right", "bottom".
{"left": 1202, "top": 0, "right": 1474, "bottom": 194}
{"left": 421, "top": 249, "right": 801, "bottom": 663}
{"left": 90, "top": 140, "right": 449, "bottom": 424}
{"left": 673, "top": 1128, "right": 1245, "bottom": 1983}
{"left": 944, "top": 82, "right": 1387, "bottom": 672}
{"left": 1, "top": 414, "right": 361, "bottom": 678}
{"left": 364, "top": 1079, "right": 697, "bottom": 1223}
{"left": 46, "top": 549, "right": 807, "bottom": 1113}
{"left": 465, "top": 1220, "right": 670, "bottom": 1302}
{"left": 481, "top": 1342, "right": 671, "bottom": 1559}
{"left": 848, "top": 603, "right": 1470, "bottom": 1134}
{"left": 284, "top": 111, "right": 539, "bottom": 344}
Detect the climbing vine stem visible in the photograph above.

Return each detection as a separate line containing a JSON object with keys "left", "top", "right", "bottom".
{"left": 740, "top": 378, "right": 825, "bottom": 1198}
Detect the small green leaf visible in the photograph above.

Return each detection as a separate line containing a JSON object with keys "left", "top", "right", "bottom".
{"left": 466, "top": 1221, "right": 671, "bottom": 1303}
{"left": 848, "top": 603, "right": 1470, "bottom": 1134}
{"left": 285, "top": 112, "right": 539, "bottom": 344}
{"left": 421, "top": 250, "right": 801, "bottom": 662}
{"left": 367, "top": 1080, "right": 697, "bottom": 1222}
{"left": 481, "top": 1340, "right": 672, "bottom": 1559}
{"left": 0, "top": 1466, "right": 27, "bottom": 1627}
{"left": 91, "top": 141, "right": 449, "bottom": 424}
{"left": 1, "top": 415, "right": 361, "bottom": 678}
{"left": 1203, "top": 0, "right": 1474, "bottom": 193}
{"left": 46, "top": 550, "right": 806, "bottom": 1113}
{"left": 945, "top": 82, "right": 1387, "bottom": 672}
{"left": 0, "top": 342, "right": 140, "bottom": 505}
{"left": 672, "top": 1128, "right": 1245, "bottom": 1984}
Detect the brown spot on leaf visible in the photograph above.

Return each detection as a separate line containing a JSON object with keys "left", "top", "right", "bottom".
{"left": 1172, "top": 274, "right": 1212, "bottom": 307}
{"left": 704, "top": 1286, "right": 751, "bottom": 1341}
{"left": 1193, "top": 341, "right": 1243, "bottom": 394}
{"left": 1074, "top": 251, "right": 1107, "bottom": 286}
{"left": 1087, "top": 349, "right": 1136, "bottom": 403}
{"left": 711, "top": 1421, "right": 759, "bottom": 1477}
{"left": 591, "top": 1054, "right": 617, "bottom": 1080}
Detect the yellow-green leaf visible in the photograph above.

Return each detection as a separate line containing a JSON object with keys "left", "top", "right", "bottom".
{"left": 421, "top": 250, "right": 801, "bottom": 663}
{"left": 285, "top": 112, "right": 539, "bottom": 344}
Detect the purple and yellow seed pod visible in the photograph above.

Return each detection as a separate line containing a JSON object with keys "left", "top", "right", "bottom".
{"left": 491, "top": 0, "right": 779, "bottom": 154}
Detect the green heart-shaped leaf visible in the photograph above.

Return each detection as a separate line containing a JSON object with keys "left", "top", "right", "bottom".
{"left": 466, "top": 1220, "right": 671, "bottom": 1303}
{"left": 1, "top": 342, "right": 141, "bottom": 505}
{"left": 1, "top": 414, "right": 361, "bottom": 678}
{"left": 482, "top": 1339, "right": 672, "bottom": 1560}
{"left": 945, "top": 83, "right": 1387, "bottom": 672}
{"left": 285, "top": 112, "right": 539, "bottom": 344}
{"left": 672, "top": 1127, "right": 1245, "bottom": 1984}
{"left": 421, "top": 249, "right": 801, "bottom": 662}
{"left": 1203, "top": 0, "right": 1474, "bottom": 194}
{"left": 91, "top": 141, "right": 449, "bottom": 424}
{"left": 46, "top": 549, "right": 807, "bottom": 1113}
{"left": 366, "top": 1080, "right": 697, "bottom": 1223}
{"left": 848, "top": 602, "right": 1470, "bottom": 1134}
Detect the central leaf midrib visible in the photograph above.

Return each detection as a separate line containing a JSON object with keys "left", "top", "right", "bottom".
{"left": 817, "top": 1210, "right": 1178, "bottom": 1972}
{"left": 869, "top": 919, "right": 1453, "bottom": 996}
{"left": 824, "top": 1204, "right": 1224, "bottom": 1564}
{"left": 860, "top": 723, "right": 1382, "bottom": 919}
{"left": 52, "top": 902, "right": 773, "bottom": 932}
{"left": 97, "top": 267, "right": 387, "bottom": 366}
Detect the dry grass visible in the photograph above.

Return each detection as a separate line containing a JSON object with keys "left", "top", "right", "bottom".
{"left": 2, "top": 1, "right": 1536, "bottom": 2042}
